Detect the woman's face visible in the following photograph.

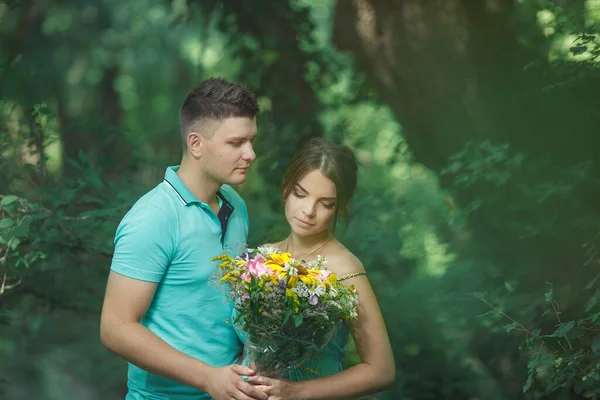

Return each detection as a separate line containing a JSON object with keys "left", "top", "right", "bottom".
{"left": 285, "top": 169, "right": 337, "bottom": 237}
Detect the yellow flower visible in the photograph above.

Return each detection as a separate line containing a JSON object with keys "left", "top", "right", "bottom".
{"left": 221, "top": 272, "right": 234, "bottom": 282}
{"left": 219, "top": 261, "right": 231, "bottom": 269}
{"left": 299, "top": 275, "right": 320, "bottom": 286}
{"left": 299, "top": 275, "right": 312, "bottom": 286}
{"left": 327, "top": 274, "right": 338, "bottom": 286}
{"left": 268, "top": 252, "right": 292, "bottom": 266}
{"left": 288, "top": 275, "right": 299, "bottom": 288}
{"left": 211, "top": 254, "right": 233, "bottom": 262}
{"left": 286, "top": 288, "right": 300, "bottom": 312}
{"left": 267, "top": 264, "right": 284, "bottom": 273}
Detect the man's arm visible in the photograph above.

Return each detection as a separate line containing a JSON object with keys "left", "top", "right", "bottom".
{"left": 100, "top": 271, "right": 267, "bottom": 400}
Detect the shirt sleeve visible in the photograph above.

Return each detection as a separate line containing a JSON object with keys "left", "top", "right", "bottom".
{"left": 110, "top": 203, "right": 176, "bottom": 283}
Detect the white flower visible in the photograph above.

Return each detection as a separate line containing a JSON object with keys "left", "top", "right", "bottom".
{"left": 328, "top": 286, "right": 338, "bottom": 299}
{"left": 292, "top": 282, "right": 310, "bottom": 298}
{"left": 257, "top": 245, "right": 280, "bottom": 256}
{"left": 308, "top": 284, "right": 325, "bottom": 298}
{"left": 283, "top": 263, "right": 298, "bottom": 277}
{"left": 329, "top": 301, "right": 343, "bottom": 309}
{"left": 317, "top": 255, "right": 327, "bottom": 266}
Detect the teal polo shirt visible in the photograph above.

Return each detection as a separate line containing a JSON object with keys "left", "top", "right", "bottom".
{"left": 110, "top": 166, "right": 249, "bottom": 399}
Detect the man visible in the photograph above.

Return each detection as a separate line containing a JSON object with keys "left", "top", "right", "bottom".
{"left": 100, "top": 78, "right": 267, "bottom": 400}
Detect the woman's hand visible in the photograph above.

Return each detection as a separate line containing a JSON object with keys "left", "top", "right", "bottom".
{"left": 205, "top": 365, "right": 268, "bottom": 400}
{"left": 246, "top": 375, "right": 300, "bottom": 400}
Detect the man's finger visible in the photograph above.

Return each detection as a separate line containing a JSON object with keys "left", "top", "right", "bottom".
{"left": 246, "top": 376, "right": 271, "bottom": 386}
{"left": 232, "top": 392, "right": 252, "bottom": 400}
{"left": 254, "top": 385, "right": 272, "bottom": 394}
{"left": 232, "top": 364, "right": 256, "bottom": 377}
{"left": 239, "top": 380, "right": 268, "bottom": 400}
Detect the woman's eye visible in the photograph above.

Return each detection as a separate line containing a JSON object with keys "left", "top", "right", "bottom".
{"left": 292, "top": 190, "right": 305, "bottom": 198}
{"left": 230, "top": 142, "right": 243, "bottom": 147}
{"left": 323, "top": 203, "right": 336, "bottom": 210}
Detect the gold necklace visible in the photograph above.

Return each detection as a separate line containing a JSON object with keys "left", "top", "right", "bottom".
{"left": 285, "top": 234, "right": 330, "bottom": 260}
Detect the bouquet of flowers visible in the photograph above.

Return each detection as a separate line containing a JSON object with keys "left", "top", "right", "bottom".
{"left": 212, "top": 245, "right": 359, "bottom": 377}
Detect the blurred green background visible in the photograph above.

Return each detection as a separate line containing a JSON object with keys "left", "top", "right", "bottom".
{"left": 1, "top": 0, "right": 600, "bottom": 398}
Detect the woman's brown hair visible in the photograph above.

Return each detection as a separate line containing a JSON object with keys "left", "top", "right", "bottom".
{"left": 281, "top": 137, "right": 358, "bottom": 233}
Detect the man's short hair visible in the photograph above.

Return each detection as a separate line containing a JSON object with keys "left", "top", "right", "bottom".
{"left": 179, "top": 77, "right": 260, "bottom": 141}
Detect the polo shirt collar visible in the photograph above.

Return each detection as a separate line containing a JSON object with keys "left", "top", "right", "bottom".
{"left": 163, "top": 165, "right": 229, "bottom": 207}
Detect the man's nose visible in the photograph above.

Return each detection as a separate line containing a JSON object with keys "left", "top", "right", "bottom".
{"left": 243, "top": 142, "right": 256, "bottom": 161}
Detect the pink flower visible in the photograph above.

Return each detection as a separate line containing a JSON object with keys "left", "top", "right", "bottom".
{"left": 247, "top": 255, "right": 273, "bottom": 277}
{"left": 318, "top": 270, "right": 332, "bottom": 281}
{"left": 240, "top": 272, "right": 251, "bottom": 282}
{"left": 309, "top": 295, "right": 318, "bottom": 305}
{"left": 241, "top": 293, "right": 250, "bottom": 302}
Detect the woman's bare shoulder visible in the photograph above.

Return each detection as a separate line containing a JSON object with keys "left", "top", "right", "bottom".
{"left": 323, "top": 241, "right": 365, "bottom": 277}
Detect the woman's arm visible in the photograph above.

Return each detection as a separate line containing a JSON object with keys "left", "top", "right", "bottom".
{"left": 249, "top": 259, "right": 396, "bottom": 400}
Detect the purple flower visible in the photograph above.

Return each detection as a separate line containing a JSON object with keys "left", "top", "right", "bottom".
{"left": 309, "top": 295, "right": 318, "bottom": 306}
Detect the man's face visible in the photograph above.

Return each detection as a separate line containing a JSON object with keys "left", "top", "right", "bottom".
{"left": 200, "top": 117, "right": 257, "bottom": 186}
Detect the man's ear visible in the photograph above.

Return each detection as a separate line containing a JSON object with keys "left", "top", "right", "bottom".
{"left": 187, "top": 131, "right": 203, "bottom": 158}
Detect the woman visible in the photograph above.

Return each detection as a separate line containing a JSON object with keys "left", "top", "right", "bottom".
{"left": 247, "top": 137, "right": 396, "bottom": 399}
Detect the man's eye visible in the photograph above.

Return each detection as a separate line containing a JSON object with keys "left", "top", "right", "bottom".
{"left": 230, "top": 142, "right": 243, "bottom": 147}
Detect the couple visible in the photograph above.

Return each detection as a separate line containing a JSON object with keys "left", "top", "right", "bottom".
{"left": 100, "top": 78, "right": 395, "bottom": 400}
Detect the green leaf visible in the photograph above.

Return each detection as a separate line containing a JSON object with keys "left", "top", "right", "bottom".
{"left": 551, "top": 321, "right": 575, "bottom": 337}
{"left": 523, "top": 370, "right": 535, "bottom": 393}
{"left": 283, "top": 310, "right": 291, "bottom": 325}
{"left": 9, "top": 237, "right": 21, "bottom": 250}
{"left": 541, "top": 309, "right": 552, "bottom": 317}
{"left": 292, "top": 313, "right": 303, "bottom": 328}
{"left": 504, "top": 281, "right": 516, "bottom": 292}
{"left": 13, "top": 224, "right": 29, "bottom": 238}
{"left": 234, "top": 312, "right": 246, "bottom": 325}
{"left": 36, "top": 211, "right": 52, "bottom": 219}
{"left": 545, "top": 282, "right": 553, "bottom": 302}
{"left": 504, "top": 322, "right": 518, "bottom": 332}
{"left": 586, "top": 289, "right": 600, "bottom": 312}
{"left": 592, "top": 335, "right": 600, "bottom": 352}
{"left": 0, "top": 195, "right": 18, "bottom": 206}
{"left": 0, "top": 219, "right": 14, "bottom": 229}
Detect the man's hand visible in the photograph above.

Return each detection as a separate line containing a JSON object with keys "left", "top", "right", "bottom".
{"left": 205, "top": 365, "right": 269, "bottom": 400}
{"left": 246, "top": 375, "right": 298, "bottom": 400}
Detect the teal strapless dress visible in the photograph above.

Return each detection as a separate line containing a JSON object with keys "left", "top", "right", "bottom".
{"left": 286, "top": 322, "right": 349, "bottom": 381}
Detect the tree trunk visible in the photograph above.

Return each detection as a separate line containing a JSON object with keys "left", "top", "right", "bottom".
{"left": 332, "top": 0, "right": 600, "bottom": 279}
{"left": 59, "top": 65, "right": 133, "bottom": 180}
